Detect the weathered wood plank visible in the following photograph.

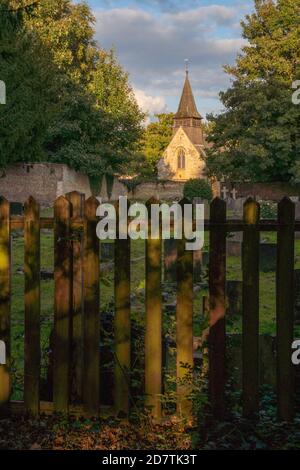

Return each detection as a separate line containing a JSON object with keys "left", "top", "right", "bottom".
{"left": 53, "top": 196, "right": 72, "bottom": 413}
{"left": 242, "top": 198, "right": 260, "bottom": 418}
{"left": 209, "top": 197, "right": 226, "bottom": 419}
{"left": 114, "top": 201, "right": 131, "bottom": 416}
{"left": 176, "top": 198, "right": 193, "bottom": 418}
{"left": 145, "top": 197, "right": 162, "bottom": 422}
{"left": 83, "top": 197, "right": 100, "bottom": 417}
{"left": 24, "top": 197, "right": 40, "bottom": 415}
{"left": 277, "top": 197, "right": 295, "bottom": 421}
{"left": 66, "top": 192, "right": 84, "bottom": 403}
{"left": 0, "top": 198, "right": 11, "bottom": 413}
{"left": 10, "top": 216, "right": 300, "bottom": 233}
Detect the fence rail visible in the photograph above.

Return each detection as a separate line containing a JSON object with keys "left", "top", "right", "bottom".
{"left": 0, "top": 193, "right": 297, "bottom": 422}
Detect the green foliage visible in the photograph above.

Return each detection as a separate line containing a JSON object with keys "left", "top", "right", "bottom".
{"left": 259, "top": 201, "right": 277, "bottom": 219}
{"left": 0, "top": 0, "right": 145, "bottom": 176}
{"left": 0, "top": 0, "right": 61, "bottom": 168}
{"left": 88, "top": 50, "right": 145, "bottom": 174}
{"left": 196, "top": 384, "right": 300, "bottom": 450}
{"left": 26, "top": 0, "right": 97, "bottom": 85}
{"left": 141, "top": 113, "right": 174, "bottom": 175}
{"left": 206, "top": 0, "right": 300, "bottom": 183}
{"left": 183, "top": 179, "right": 213, "bottom": 202}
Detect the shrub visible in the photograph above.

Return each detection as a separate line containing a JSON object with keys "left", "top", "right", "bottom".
{"left": 183, "top": 178, "right": 213, "bottom": 202}
{"left": 259, "top": 201, "right": 277, "bottom": 219}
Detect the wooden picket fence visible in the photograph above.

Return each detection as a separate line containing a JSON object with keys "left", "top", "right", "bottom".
{"left": 0, "top": 192, "right": 298, "bottom": 422}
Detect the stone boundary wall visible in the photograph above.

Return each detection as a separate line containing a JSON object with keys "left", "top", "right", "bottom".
{"left": 101, "top": 180, "right": 300, "bottom": 203}
{"left": 0, "top": 163, "right": 91, "bottom": 206}
{"left": 2, "top": 163, "right": 297, "bottom": 206}
{"left": 232, "top": 182, "right": 300, "bottom": 202}
{"left": 99, "top": 177, "right": 186, "bottom": 202}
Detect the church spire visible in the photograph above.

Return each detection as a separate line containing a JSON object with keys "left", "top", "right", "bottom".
{"left": 175, "top": 68, "right": 202, "bottom": 120}
{"left": 173, "top": 67, "right": 204, "bottom": 146}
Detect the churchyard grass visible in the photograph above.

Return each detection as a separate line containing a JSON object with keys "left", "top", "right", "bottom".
{"left": 9, "top": 224, "right": 300, "bottom": 400}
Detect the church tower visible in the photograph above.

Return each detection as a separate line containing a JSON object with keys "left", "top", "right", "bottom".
{"left": 173, "top": 70, "right": 204, "bottom": 148}
{"left": 157, "top": 69, "right": 206, "bottom": 181}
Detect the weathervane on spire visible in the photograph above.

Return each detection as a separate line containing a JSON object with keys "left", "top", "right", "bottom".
{"left": 185, "top": 58, "right": 189, "bottom": 75}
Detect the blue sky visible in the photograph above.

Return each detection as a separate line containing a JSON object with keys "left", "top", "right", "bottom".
{"left": 77, "top": 0, "right": 253, "bottom": 119}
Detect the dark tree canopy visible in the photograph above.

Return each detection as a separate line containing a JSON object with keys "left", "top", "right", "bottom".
{"left": 206, "top": 0, "right": 300, "bottom": 183}
{"left": 0, "top": 0, "right": 145, "bottom": 176}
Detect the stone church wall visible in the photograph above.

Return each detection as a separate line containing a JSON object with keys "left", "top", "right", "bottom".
{"left": 157, "top": 127, "right": 206, "bottom": 181}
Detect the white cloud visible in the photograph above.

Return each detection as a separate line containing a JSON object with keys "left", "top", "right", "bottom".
{"left": 165, "top": 5, "right": 237, "bottom": 28}
{"left": 134, "top": 88, "right": 167, "bottom": 121}
{"left": 94, "top": 3, "right": 249, "bottom": 115}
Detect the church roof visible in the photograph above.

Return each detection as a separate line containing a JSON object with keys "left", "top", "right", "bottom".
{"left": 175, "top": 72, "right": 202, "bottom": 119}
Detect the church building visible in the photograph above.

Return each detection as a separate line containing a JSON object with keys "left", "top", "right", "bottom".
{"left": 157, "top": 70, "right": 207, "bottom": 181}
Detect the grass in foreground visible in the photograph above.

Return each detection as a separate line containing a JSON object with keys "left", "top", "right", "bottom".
{"left": 10, "top": 229, "right": 300, "bottom": 399}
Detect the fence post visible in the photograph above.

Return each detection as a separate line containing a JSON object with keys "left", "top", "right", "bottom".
{"left": 176, "top": 198, "right": 193, "bottom": 418}
{"left": 209, "top": 197, "right": 226, "bottom": 419}
{"left": 24, "top": 197, "right": 40, "bottom": 416}
{"left": 53, "top": 196, "right": 72, "bottom": 414}
{"left": 145, "top": 197, "right": 162, "bottom": 423}
{"left": 83, "top": 197, "right": 100, "bottom": 417}
{"left": 242, "top": 198, "right": 260, "bottom": 419}
{"left": 66, "top": 191, "right": 84, "bottom": 403}
{"left": 277, "top": 197, "right": 295, "bottom": 421}
{"left": 0, "top": 198, "right": 11, "bottom": 413}
{"left": 114, "top": 200, "right": 131, "bottom": 416}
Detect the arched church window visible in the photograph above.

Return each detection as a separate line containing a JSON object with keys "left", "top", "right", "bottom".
{"left": 177, "top": 148, "right": 185, "bottom": 169}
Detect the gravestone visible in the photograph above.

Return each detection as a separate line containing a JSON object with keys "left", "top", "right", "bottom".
{"left": 227, "top": 198, "right": 246, "bottom": 219}
{"left": 227, "top": 231, "right": 242, "bottom": 257}
{"left": 164, "top": 239, "right": 177, "bottom": 282}
{"left": 227, "top": 240, "right": 242, "bottom": 257}
{"left": 229, "top": 231, "right": 243, "bottom": 242}
{"left": 294, "top": 270, "right": 300, "bottom": 324}
{"left": 259, "top": 243, "right": 277, "bottom": 272}
{"left": 100, "top": 242, "right": 114, "bottom": 261}
{"left": 226, "top": 280, "right": 243, "bottom": 317}
{"left": 10, "top": 202, "right": 23, "bottom": 215}
{"left": 226, "top": 197, "right": 235, "bottom": 211}
{"left": 295, "top": 202, "right": 300, "bottom": 220}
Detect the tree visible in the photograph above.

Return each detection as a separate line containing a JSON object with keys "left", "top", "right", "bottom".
{"left": 89, "top": 49, "right": 145, "bottom": 175}
{"left": 141, "top": 113, "right": 174, "bottom": 175}
{"left": 206, "top": 0, "right": 300, "bottom": 183}
{"left": 0, "top": 0, "right": 145, "bottom": 177}
{"left": 26, "top": 0, "right": 144, "bottom": 176}
{"left": 25, "top": 0, "right": 98, "bottom": 85}
{"left": 0, "top": 0, "right": 61, "bottom": 169}
{"left": 183, "top": 178, "right": 213, "bottom": 202}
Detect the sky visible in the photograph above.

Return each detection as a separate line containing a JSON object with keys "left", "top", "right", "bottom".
{"left": 77, "top": 0, "right": 254, "bottom": 119}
